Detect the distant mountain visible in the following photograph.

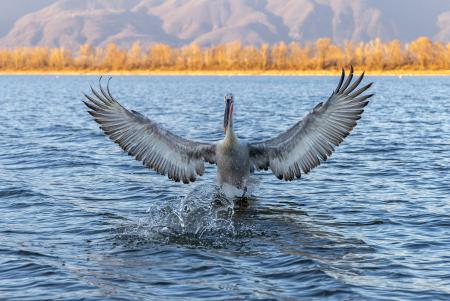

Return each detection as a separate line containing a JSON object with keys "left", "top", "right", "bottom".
{"left": 0, "top": 0, "right": 56, "bottom": 38}
{"left": 1, "top": 0, "right": 450, "bottom": 50}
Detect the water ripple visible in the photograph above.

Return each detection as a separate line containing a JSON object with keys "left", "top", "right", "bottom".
{"left": 0, "top": 75, "right": 449, "bottom": 300}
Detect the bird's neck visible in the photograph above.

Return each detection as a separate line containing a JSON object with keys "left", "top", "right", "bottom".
{"left": 224, "top": 126, "right": 238, "bottom": 148}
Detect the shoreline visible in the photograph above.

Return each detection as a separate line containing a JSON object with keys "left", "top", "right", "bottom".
{"left": 1, "top": 70, "right": 450, "bottom": 76}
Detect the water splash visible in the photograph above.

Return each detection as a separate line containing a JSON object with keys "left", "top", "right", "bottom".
{"left": 117, "top": 184, "right": 237, "bottom": 247}
{"left": 177, "top": 184, "right": 235, "bottom": 237}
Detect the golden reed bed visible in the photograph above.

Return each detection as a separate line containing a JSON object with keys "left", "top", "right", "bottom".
{"left": 1, "top": 70, "right": 450, "bottom": 76}
{"left": 1, "top": 37, "right": 450, "bottom": 75}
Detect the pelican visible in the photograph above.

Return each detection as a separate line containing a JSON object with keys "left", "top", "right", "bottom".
{"left": 83, "top": 67, "right": 373, "bottom": 197}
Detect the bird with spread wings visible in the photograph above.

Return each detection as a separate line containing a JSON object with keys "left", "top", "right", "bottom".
{"left": 83, "top": 67, "right": 373, "bottom": 194}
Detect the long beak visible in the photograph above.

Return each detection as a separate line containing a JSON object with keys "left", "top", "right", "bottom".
{"left": 224, "top": 99, "right": 232, "bottom": 133}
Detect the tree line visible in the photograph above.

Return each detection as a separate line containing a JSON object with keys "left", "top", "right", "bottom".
{"left": 0, "top": 37, "right": 449, "bottom": 72}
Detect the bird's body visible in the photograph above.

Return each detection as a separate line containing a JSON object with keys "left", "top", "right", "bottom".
{"left": 216, "top": 134, "right": 250, "bottom": 190}
{"left": 83, "top": 67, "right": 373, "bottom": 197}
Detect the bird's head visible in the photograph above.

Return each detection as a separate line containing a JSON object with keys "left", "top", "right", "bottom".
{"left": 223, "top": 93, "right": 234, "bottom": 134}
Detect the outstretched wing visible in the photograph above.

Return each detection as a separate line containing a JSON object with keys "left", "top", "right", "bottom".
{"left": 249, "top": 67, "right": 373, "bottom": 180}
{"left": 83, "top": 78, "right": 216, "bottom": 184}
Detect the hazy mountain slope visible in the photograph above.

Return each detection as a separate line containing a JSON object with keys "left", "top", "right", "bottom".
{"left": 0, "top": 0, "right": 56, "bottom": 37}
{"left": 1, "top": 0, "right": 450, "bottom": 50}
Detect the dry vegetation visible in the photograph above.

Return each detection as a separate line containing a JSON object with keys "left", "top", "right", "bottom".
{"left": 1, "top": 37, "right": 450, "bottom": 74}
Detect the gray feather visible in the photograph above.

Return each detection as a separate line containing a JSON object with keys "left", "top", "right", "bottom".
{"left": 83, "top": 78, "right": 216, "bottom": 184}
{"left": 249, "top": 68, "right": 373, "bottom": 181}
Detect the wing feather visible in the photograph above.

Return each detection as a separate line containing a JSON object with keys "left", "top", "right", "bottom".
{"left": 83, "top": 78, "right": 216, "bottom": 184}
{"left": 249, "top": 67, "right": 373, "bottom": 181}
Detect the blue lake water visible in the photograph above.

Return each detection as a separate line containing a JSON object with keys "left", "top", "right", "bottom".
{"left": 0, "top": 75, "right": 449, "bottom": 300}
